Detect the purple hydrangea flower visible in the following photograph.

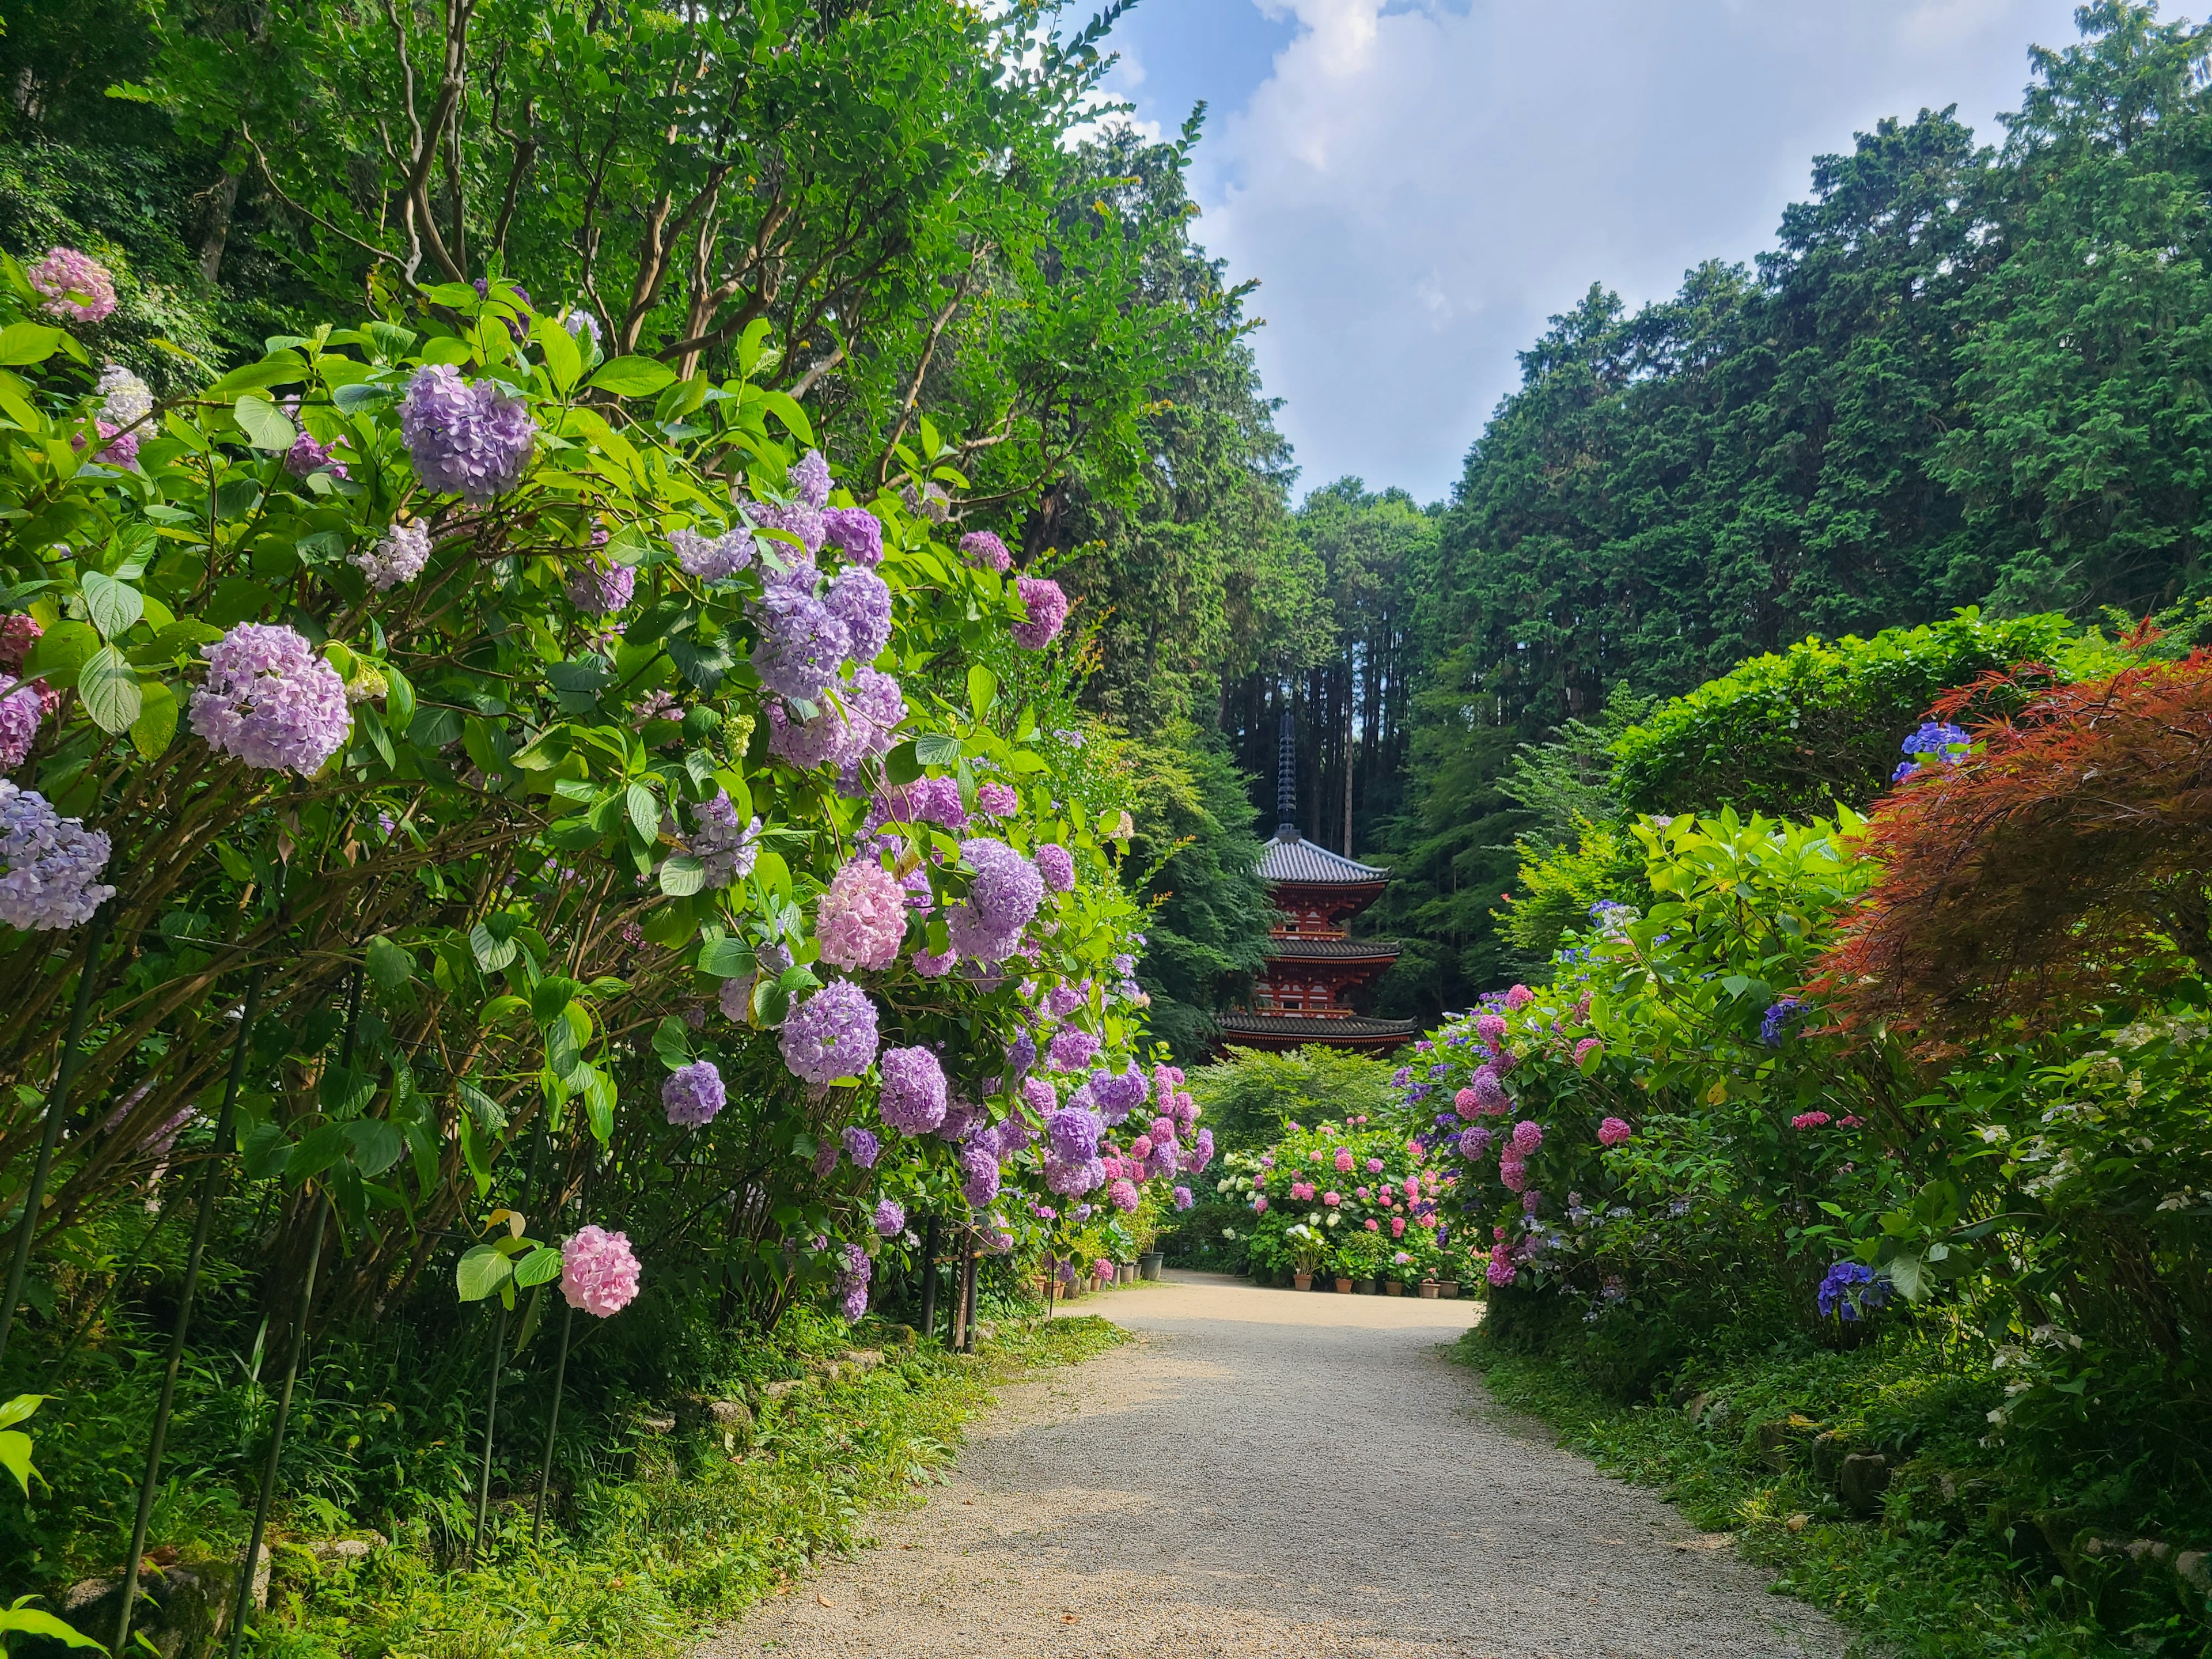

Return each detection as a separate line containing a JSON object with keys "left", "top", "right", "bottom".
{"left": 283, "top": 431, "right": 347, "bottom": 480}
{"left": 958, "top": 530, "right": 1012, "bottom": 572}
{"left": 754, "top": 500, "right": 825, "bottom": 558}
{"left": 687, "top": 793, "right": 760, "bottom": 887}
{"left": 791, "top": 449, "right": 832, "bottom": 509}
{"left": 28, "top": 247, "right": 115, "bottom": 323}
{"left": 0, "top": 781, "right": 114, "bottom": 929}
{"left": 566, "top": 560, "right": 635, "bottom": 616}
{"left": 1089, "top": 1065, "right": 1147, "bottom": 1124}
{"left": 873, "top": 774, "right": 966, "bottom": 830}
{"left": 0, "top": 683, "right": 43, "bottom": 771}
{"left": 1048, "top": 1028, "right": 1100, "bottom": 1073}
{"left": 823, "top": 507, "right": 883, "bottom": 566}
{"left": 1034, "top": 843, "right": 1074, "bottom": 892}
{"left": 873, "top": 1198, "right": 905, "bottom": 1237}
{"left": 1188, "top": 1127, "right": 1214, "bottom": 1172}
{"left": 824, "top": 566, "right": 892, "bottom": 664}
{"left": 750, "top": 586, "right": 850, "bottom": 700}
{"left": 1044, "top": 1153, "right": 1106, "bottom": 1195}
{"left": 354, "top": 520, "right": 431, "bottom": 591}
{"left": 1760, "top": 997, "right": 1802, "bottom": 1048}
{"left": 842, "top": 1126, "right": 881, "bottom": 1168}
{"left": 1173, "top": 1185, "right": 1193, "bottom": 1211}
{"left": 877, "top": 1044, "right": 949, "bottom": 1134}
{"left": 1010, "top": 576, "right": 1069, "bottom": 650}
{"left": 1046, "top": 1106, "right": 1103, "bottom": 1162}
{"left": 400, "top": 365, "right": 536, "bottom": 503}
{"left": 945, "top": 837, "right": 1043, "bottom": 961}
{"left": 672, "top": 525, "right": 755, "bottom": 581}
{"left": 812, "top": 1139, "right": 840, "bottom": 1177}
{"left": 779, "top": 979, "right": 880, "bottom": 1085}
{"left": 190, "top": 624, "right": 353, "bottom": 774}
{"left": 1003, "top": 1029, "right": 1037, "bottom": 1079}
{"left": 961, "top": 1143, "right": 1001, "bottom": 1208}
{"left": 996, "top": 1115, "right": 1035, "bottom": 1156}
{"left": 662, "top": 1060, "right": 726, "bottom": 1127}
{"left": 1817, "top": 1260, "right": 1892, "bottom": 1321}
{"left": 975, "top": 781, "right": 1019, "bottom": 817}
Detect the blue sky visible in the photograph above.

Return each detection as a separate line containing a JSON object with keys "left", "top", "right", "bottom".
{"left": 1090, "top": 0, "right": 2092, "bottom": 505}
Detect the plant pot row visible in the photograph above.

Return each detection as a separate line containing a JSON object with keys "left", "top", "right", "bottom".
{"left": 1286, "top": 1273, "right": 1460, "bottom": 1297}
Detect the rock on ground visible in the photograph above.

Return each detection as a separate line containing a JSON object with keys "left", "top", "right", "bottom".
{"left": 698, "top": 1272, "right": 1849, "bottom": 1658}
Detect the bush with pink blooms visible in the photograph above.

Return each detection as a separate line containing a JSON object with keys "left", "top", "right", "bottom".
{"left": 1219, "top": 1119, "right": 1456, "bottom": 1287}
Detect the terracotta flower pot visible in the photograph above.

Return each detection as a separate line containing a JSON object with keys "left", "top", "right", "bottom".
{"left": 1418, "top": 1280, "right": 1440, "bottom": 1299}
{"left": 1437, "top": 1280, "right": 1460, "bottom": 1299}
{"left": 1293, "top": 1272, "right": 1313, "bottom": 1291}
{"left": 1334, "top": 1277, "right": 1353, "bottom": 1293}
{"left": 1384, "top": 1281, "right": 1404, "bottom": 1296}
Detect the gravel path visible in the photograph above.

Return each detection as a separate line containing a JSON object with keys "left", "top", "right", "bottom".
{"left": 700, "top": 1272, "right": 1850, "bottom": 1658}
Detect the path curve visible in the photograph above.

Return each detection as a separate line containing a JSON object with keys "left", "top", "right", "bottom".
{"left": 702, "top": 1272, "right": 1848, "bottom": 1658}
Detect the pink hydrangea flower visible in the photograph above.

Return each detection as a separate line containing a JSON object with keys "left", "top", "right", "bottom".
{"left": 1365, "top": 1157, "right": 1384, "bottom": 1173}
{"left": 1510, "top": 1119, "right": 1543, "bottom": 1154}
{"left": 1390, "top": 1216, "right": 1406, "bottom": 1238}
{"left": 1321, "top": 1191, "right": 1340, "bottom": 1207}
{"left": 816, "top": 856, "right": 908, "bottom": 971}
{"left": 1107, "top": 1178, "right": 1138, "bottom": 1213}
{"left": 975, "top": 781, "right": 1019, "bottom": 816}
{"left": 1363, "top": 1218, "right": 1379, "bottom": 1232}
{"left": 1598, "top": 1117, "right": 1633, "bottom": 1147}
{"left": 1334, "top": 1148, "right": 1354, "bottom": 1172}
{"left": 562, "top": 1225, "right": 641, "bottom": 1316}
{"left": 28, "top": 247, "right": 116, "bottom": 323}
{"left": 1573, "top": 1037, "right": 1603, "bottom": 1065}
{"left": 959, "top": 530, "right": 1012, "bottom": 571}
{"left": 1010, "top": 575, "right": 1068, "bottom": 649}
{"left": 1290, "top": 1180, "right": 1313, "bottom": 1201}
{"left": 1503, "top": 984, "right": 1535, "bottom": 1009}
{"left": 1791, "top": 1111, "right": 1833, "bottom": 1130}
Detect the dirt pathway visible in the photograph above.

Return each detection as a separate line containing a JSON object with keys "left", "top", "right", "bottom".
{"left": 699, "top": 1272, "right": 1849, "bottom": 1658}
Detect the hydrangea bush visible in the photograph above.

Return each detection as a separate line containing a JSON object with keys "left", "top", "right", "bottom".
{"left": 0, "top": 255, "right": 1173, "bottom": 1360}
{"left": 1222, "top": 1117, "right": 1456, "bottom": 1288}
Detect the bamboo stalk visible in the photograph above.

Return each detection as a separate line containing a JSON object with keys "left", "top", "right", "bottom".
{"left": 469, "top": 1297, "right": 509, "bottom": 1563}
{"left": 113, "top": 968, "right": 263, "bottom": 1658}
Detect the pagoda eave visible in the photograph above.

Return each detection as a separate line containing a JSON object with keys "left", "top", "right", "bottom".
{"left": 1217, "top": 1012, "right": 1418, "bottom": 1052}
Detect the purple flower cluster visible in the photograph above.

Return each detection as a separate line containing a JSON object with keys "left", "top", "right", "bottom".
{"left": 872, "top": 1197, "right": 906, "bottom": 1237}
{"left": 872, "top": 774, "right": 965, "bottom": 829}
{"left": 975, "top": 780, "right": 1019, "bottom": 817}
{"left": 1759, "top": 997, "right": 1802, "bottom": 1048}
{"left": 661, "top": 1060, "right": 726, "bottom": 1127}
{"left": 190, "top": 624, "right": 353, "bottom": 774}
{"left": 823, "top": 507, "right": 884, "bottom": 565}
{"left": 843, "top": 1126, "right": 881, "bottom": 1168}
{"left": 1047, "top": 1106, "right": 1103, "bottom": 1161}
{"left": 791, "top": 449, "right": 832, "bottom": 507}
{"left": 877, "top": 1044, "right": 949, "bottom": 1133}
{"left": 960, "top": 1142, "right": 1001, "bottom": 1207}
{"left": 751, "top": 586, "right": 849, "bottom": 700}
{"left": 687, "top": 792, "right": 760, "bottom": 887}
{"left": 766, "top": 666, "right": 904, "bottom": 779}
{"left": 1048, "top": 1027, "right": 1101, "bottom": 1073}
{"left": 0, "top": 782, "right": 114, "bottom": 930}
{"left": 0, "top": 681, "right": 43, "bottom": 770}
{"left": 284, "top": 431, "right": 346, "bottom": 480}
{"left": 834, "top": 1240, "right": 870, "bottom": 1321}
{"left": 565, "top": 560, "right": 635, "bottom": 616}
{"left": 959, "top": 530, "right": 1012, "bottom": 572}
{"left": 779, "top": 979, "right": 880, "bottom": 1085}
{"left": 1010, "top": 576, "right": 1069, "bottom": 650}
{"left": 672, "top": 525, "right": 755, "bottom": 582}
{"left": 400, "top": 365, "right": 536, "bottom": 503}
{"left": 945, "top": 837, "right": 1043, "bottom": 961}
{"left": 1045, "top": 1153, "right": 1107, "bottom": 1195}
{"left": 1817, "top": 1260, "right": 1892, "bottom": 1321}
{"left": 1089, "top": 1065, "right": 1147, "bottom": 1124}
{"left": 354, "top": 520, "right": 431, "bottom": 591}
{"left": 1034, "top": 843, "right": 1074, "bottom": 893}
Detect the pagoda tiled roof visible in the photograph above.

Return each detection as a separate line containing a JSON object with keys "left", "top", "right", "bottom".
{"left": 1264, "top": 935, "right": 1403, "bottom": 961}
{"left": 1255, "top": 830, "right": 1391, "bottom": 885}
{"left": 1217, "top": 1011, "right": 1418, "bottom": 1043}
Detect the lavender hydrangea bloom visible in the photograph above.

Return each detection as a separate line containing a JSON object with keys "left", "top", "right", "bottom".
{"left": 0, "top": 683, "right": 43, "bottom": 770}
{"left": 96, "top": 363, "right": 151, "bottom": 427}
{"left": 661, "top": 1060, "right": 726, "bottom": 1127}
{"left": 1003, "top": 1029, "right": 1037, "bottom": 1079}
{"left": 790, "top": 449, "right": 832, "bottom": 509}
{"left": 842, "top": 1126, "right": 881, "bottom": 1168}
{"left": 28, "top": 247, "right": 115, "bottom": 323}
{"left": 1173, "top": 1185, "right": 1193, "bottom": 1210}
{"left": 400, "top": 364, "right": 536, "bottom": 503}
{"left": 671, "top": 525, "right": 755, "bottom": 581}
{"left": 995, "top": 1115, "right": 1034, "bottom": 1156}
{"left": 687, "top": 793, "right": 760, "bottom": 887}
{"left": 354, "top": 520, "right": 431, "bottom": 591}
{"left": 767, "top": 696, "right": 862, "bottom": 774}
{"left": 873, "top": 1198, "right": 905, "bottom": 1237}
{"left": 945, "top": 837, "right": 1043, "bottom": 961}
{"left": 957, "top": 530, "right": 1011, "bottom": 572}
{"left": 284, "top": 431, "right": 346, "bottom": 480}
{"left": 823, "top": 507, "right": 883, "bottom": 566}
{"left": 835, "top": 1241, "right": 870, "bottom": 1321}
{"left": 960, "top": 1143, "right": 1001, "bottom": 1208}
{"left": 1046, "top": 1106, "right": 1103, "bottom": 1162}
{"left": 1047, "top": 1028, "right": 1100, "bottom": 1073}
{"left": 1044, "top": 1153, "right": 1106, "bottom": 1195}
{"left": 754, "top": 500, "right": 825, "bottom": 558}
{"left": 873, "top": 774, "right": 965, "bottom": 830}
{"left": 565, "top": 560, "right": 635, "bottom": 616}
{"left": 0, "top": 782, "right": 114, "bottom": 930}
{"left": 1188, "top": 1127, "right": 1214, "bottom": 1173}
{"left": 825, "top": 566, "right": 892, "bottom": 664}
{"left": 812, "top": 1139, "right": 840, "bottom": 1177}
{"left": 750, "top": 586, "right": 850, "bottom": 700}
{"left": 877, "top": 1044, "right": 949, "bottom": 1134}
{"left": 191, "top": 624, "right": 353, "bottom": 774}
{"left": 778, "top": 979, "right": 880, "bottom": 1085}
{"left": 1034, "top": 843, "right": 1074, "bottom": 892}
{"left": 1089, "top": 1064, "right": 1147, "bottom": 1124}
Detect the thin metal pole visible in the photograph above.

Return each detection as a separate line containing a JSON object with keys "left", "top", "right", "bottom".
{"left": 469, "top": 1297, "right": 509, "bottom": 1563}
{"left": 531, "top": 1300, "right": 574, "bottom": 1547}
{"left": 225, "top": 1194, "right": 327, "bottom": 1658}
{"left": 115, "top": 968, "right": 262, "bottom": 1657}
{"left": 0, "top": 903, "right": 115, "bottom": 1372}
{"left": 960, "top": 1244, "right": 980, "bottom": 1351}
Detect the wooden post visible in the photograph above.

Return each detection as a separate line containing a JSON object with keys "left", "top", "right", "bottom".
{"left": 960, "top": 1243, "right": 981, "bottom": 1350}
{"left": 917, "top": 1214, "right": 939, "bottom": 1345}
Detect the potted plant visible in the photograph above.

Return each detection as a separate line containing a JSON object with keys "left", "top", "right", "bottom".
{"left": 1287, "top": 1224, "right": 1326, "bottom": 1291}
{"left": 1435, "top": 1279, "right": 1460, "bottom": 1298}
{"left": 1419, "top": 1278, "right": 1440, "bottom": 1298}
{"left": 1336, "top": 1228, "right": 1387, "bottom": 1294}
{"left": 1384, "top": 1279, "right": 1405, "bottom": 1296}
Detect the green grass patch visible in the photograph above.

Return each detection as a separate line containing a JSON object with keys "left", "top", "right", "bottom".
{"left": 244, "top": 1313, "right": 1123, "bottom": 1659}
{"left": 1457, "top": 1328, "right": 2210, "bottom": 1659}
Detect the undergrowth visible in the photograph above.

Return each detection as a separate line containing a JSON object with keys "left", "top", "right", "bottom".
{"left": 1457, "top": 1327, "right": 2211, "bottom": 1659}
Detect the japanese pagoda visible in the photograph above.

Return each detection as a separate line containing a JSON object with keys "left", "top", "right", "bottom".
{"left": 1216, "top": 715, "right": 1418, "bottom": 1053}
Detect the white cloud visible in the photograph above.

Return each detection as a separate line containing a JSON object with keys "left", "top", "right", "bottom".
{"left": 1188, "top": 0, "right": 2083, "bottom": 501}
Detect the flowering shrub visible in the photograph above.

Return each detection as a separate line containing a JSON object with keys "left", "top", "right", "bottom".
{"left": 0, "top": 255, "right": 1181, "bottom": 1369}
{"left": 1221, "top": 1119, "right": 1456, "bottom": 1285}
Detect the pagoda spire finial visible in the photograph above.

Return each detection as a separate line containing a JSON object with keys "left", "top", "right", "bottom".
{"left": 1276, "top": 706, "right": 1297, "bottom": 838}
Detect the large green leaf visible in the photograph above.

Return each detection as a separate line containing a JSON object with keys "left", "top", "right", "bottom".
{"left": 344, "top": 1118, "right": 403, "bottom": 1177}
{"left": 232, "top": 393, "right": 297, "bottom": 450}
{"left": 586, "top": 355, "right": 677, "bottom": 397}
{"left": 513, "top": 1243, "right": 565, "bottom": 1288}
{"left": 456, "top": 1243, "right": 514, "bottom": 1302}
{"left": 366, "top": 934, "right": 416, "bottom": 992}
{"left": 77, "top": 645, "right": 143, "bottom": 734}
{"left": 0, "top": 322, "right": 66, "bottom": 366}
{"left": 128, "top": 679, "right": 177, "bottom": 760}
{"left": 80, "top": 571, "right": 143, "bottom": 640}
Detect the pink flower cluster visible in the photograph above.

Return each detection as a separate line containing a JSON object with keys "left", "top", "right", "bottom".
{"left": 1597, "top": 1116, "right": 1633, "bottom": 1147}
{"left": 562, "top": 1225, "right": 641, "bottom": 1316}
{"left": 816, "top": 855, "right": 908, "bottom": 971}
